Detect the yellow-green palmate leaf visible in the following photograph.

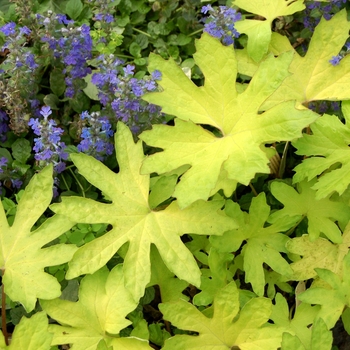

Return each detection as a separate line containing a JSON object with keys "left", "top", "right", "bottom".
{"left": 293, "top": 101, "right": 350, "bottom": 199}
{"left": 140, "top": 33, "right": 318, "bottom": 208}
{"left": 0, "top": 165, "right": 77, "bottom": 312}
{"left": 281, "top": 318, "right": 332, "bottom": 350}
{"left": 297, "top": 251, "right": 350, "bottom": 329}
{"left": 263, "top": 10, "right": 350, "bottom": 109}
{"left": 210, "top": 193, "right": 296, "bottom": 296}
{"left": 0, "top": 312, "right": 52, "bottom": 350}
{"left": 41, "top": 265, "right": 151, "bottom": 350}
{"left": 269, "top": 179, "right": 350, "bottom": 243}
{"left": 234, "top": 0, "right": 305, "bottom": 62}
{"left": 285, "top": 222, "right": 350, "bottom": 282}
{"left": 50, "top": 122, "right": 236, "bottom": 301}
{"left": 270, "top": 294, "right": 321, "bottom": 349}
{"left": 160, "top": 281, "right": 287, "bottom": 350}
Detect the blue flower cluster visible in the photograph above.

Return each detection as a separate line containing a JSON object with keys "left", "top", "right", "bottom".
{"left": 28, "top": 106, "right": 68, "bottom": 174}
{"left": 38, "top": 13, "right": 92, "bottom": 98}
{"left": 201, "top": 5, "right": 241, "bottom": 46}
{"left": 91, "top": 55, "right": 163, "bottom": 134}
{"left": 303, "top": 0, "right": 347, "bottom": 32}
{"left": 0, "top": 22, "right": 39, "bottom": 133}
{"left": 77, "top": 111, "right": 114, "bottom": 161}
{"left": 329, "top": 41, "right": 350, "bottom": 66}
{"left": 0, "top": 110, "right": 9, "bottom": 143}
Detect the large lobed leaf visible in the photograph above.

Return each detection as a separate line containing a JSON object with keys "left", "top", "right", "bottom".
{"left": 51, "top": 122, "right": 236, "bottom": 301}
{"left": 140, "top": 33, "right": 317, "bottom": 208}
{"left": 270, "top": 294, "right": 321, "bottom": 349}
{"left": 0, "top": 312, "right": 52, "bottom": 350}
{"left": 285, "top": 224, "right": 350, "bottom": 282}
{"left": 293, "top": 101, "right": 350, "bottom": 199}
{"left": 41, "top": 265, "right": 151, "bottom": 350}
{"left": 234, "top": 0, "right": 305, "bottom": 62}
{"left": 264, "top": 10, "right": 350, "bottom": 108}
{"left": 210, "top": 193, "right": 297, "bottom": 296}
{"left": 281, "top": 318, "right": 332, "bottom": 350}
{"left": 0, "top": 165, "right": 76, "bottom": 312}
{"left": 269, "top": 179, "right": 350, "bottom": 243}
{"left": 297, "top": 251, "right": 350, "bottom": 329}
{"left": 160, "top": 281, "right": 287, "bottom": 349}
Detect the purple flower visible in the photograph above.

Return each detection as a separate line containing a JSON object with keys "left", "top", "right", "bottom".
{"left": 19, "top": 26, "right": 31, "bottom": 35}
{"left": 201, "top": 6, "right": 241, "bottom": 45}
{"left": 152, "top": 70, "right": 162, "bottom": 80}
{"left": 41, "top": 106, "right": 53, "bottom": 118}
{"left": 90, "top": 55, "right": 164, "bottom": 134}
{"left": 104, "top": 14, "right": 114, "bottom": 23}
{"left": 0, "top": 157, "right": 8, "bottom": 171}
{"left": 0, "top": 110, "right": 9, "bottom": 142}
{"left": 11, "top": 178, "right": 22, "bottom": 189}
{"left": 330, "top": 55, "right": 341, "bottom": 66}
{"left": 77, "top": 111, "right": 114, "bottom": 160}
{"left": 29, "top": 106, "right": 68, "bottom": 172}
{"left": 0, "top": 22, "right": 16, "bottom": 36}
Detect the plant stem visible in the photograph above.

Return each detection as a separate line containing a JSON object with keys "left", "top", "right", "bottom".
{"left": 1, "top": 273, "right": 9, "bottom": 346}
{"left": 69, "top": 168, "right": 85, "bottom": 197}
{"left": 114, "top": 53, "right": 135, "bottom": 59}
{"left": 249, "top": 182, "right": 258, "bottom": 196}
{"left": 188, "top": 28, "right": 203, "bottom": 37}
{"left": 132, "top": 27, "right": 152, "bottom": 38}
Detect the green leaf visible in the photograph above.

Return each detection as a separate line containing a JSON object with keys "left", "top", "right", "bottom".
{"left": 41, "top": 265, "right": 152, "bottom": 350}
{"left": 160, "top": 282, "right": 285, "bottom": 349}
{"left": 270, "top": 294, "right": 320, "bottom": 348}
{"left": 83, "top": 73, "right": 99, "bottom": 101}
{"left": 11, "top": 138, "right": 31, "bottom": 164}
{"left": 297, "top": 251, "right": 350, "bottom": 328}
{"left": 0, "top": 165, "right": 77, "bottom": 312}
{"left": 264, "top": 10, "right": 350, "bottom": 108}
{"left": 211, "top": 193, "right": 295, "bottom": 296}
{"left": 0, "top": 312, "right": 52, "bottom": 350}
{"left": 235, "top": 20, "right": 272, "bottom": 63}
{"left": 293, "top": 101, "right": 350, "bottom": 199}
{"left": 281, "top": 318, "right": 332, "bottom": 350}
{"left": 234, "top": 0, "right": 304, "bottom": 62}
{"left": 51, "top": 122, "right": 236, "bottom": 301}
{"left": 147, "top": 245, "right": 189, "bottom": 303}
{"left": 193, "top": 248, "right": 233, "bottom": 306}
{"left": 140, "top": 33, "right": 317, "bottom": 208}
{"left": 269, "top": 179, "right": 350, "bottom": 243}
{"left": 341, "top": 307, "right": 350, "bottom": 335}
{"left": 264, "top": 270, "right": 293, "bottom": 299}
{"left": 130, "top": 42, "right": 142, "bottom": 58}
{"left": 50, "top": 69, "right": 66, "bottom": 97}
{"left": 66, "top": 0, "right": 83, "bottom": 20}
{"left": 148, "top": 174, "right": 177, "bottom": 209}
{"left": 285, "top": 224, "right": 350, "bottom": 281}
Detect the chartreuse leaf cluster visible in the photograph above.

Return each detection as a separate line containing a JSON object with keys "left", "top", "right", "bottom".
{"left": 281, "top": 318, "right": 332, "bottom": 350}
{"left": 285, "top": 224, "right": 350, "bottom": 281}
{"left": 0, "top": 165, "right": 77, "bottom": 312}
{"left": 264, "top": 10, "right": 350, "bottom": 108}
{"left": 234, "top": 0, "right": 305, "bottom": 62}
{"left": 0, "top": 312, "right": 52, "bottom": 350}
{"left": 297, "top": 251, "right": 350, "bottom": 329}
{"left": 269, "top": 179, "right": 350, "bottom": 243}
{"left": 270, "top": 293, "right": 321, "bottom": 349}
{"left": 160, "top": 281, "right": 286, "bottom": 350}
{"left": 140, "top": 33, "right": 317, "bottom": 208}
{"left": 293, "top": 101, "right": 350, "bottom": 199}
{"left": 41, "top": 265, "right": 151, "bottom": 350}
{"left": 51, "top": 122, "right": 236, "bottom": 301}
{"left": 210, "top": 193, "right": 296, "bottom": 296}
